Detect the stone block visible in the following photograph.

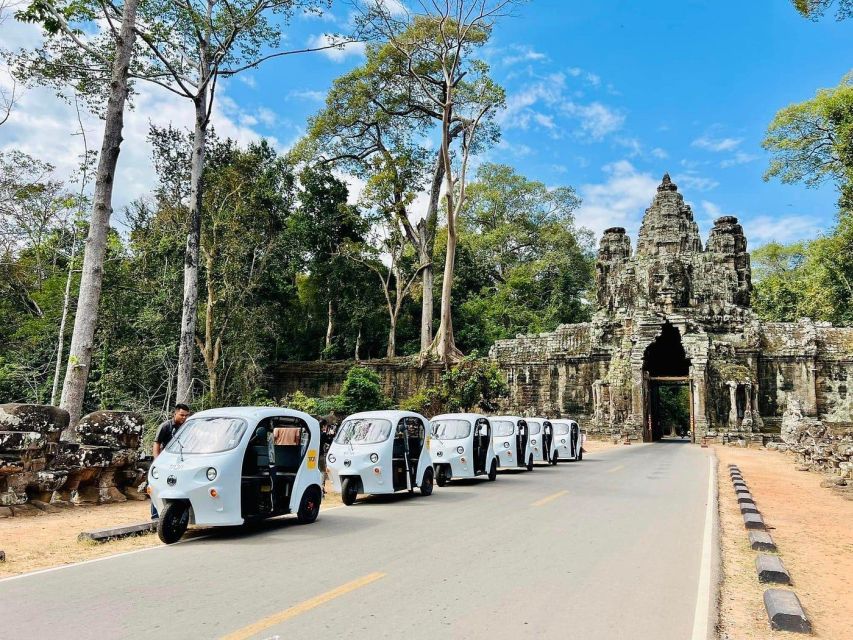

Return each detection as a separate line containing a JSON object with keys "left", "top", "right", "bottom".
{"left": 763, "top": 590, "right": 811, "bottom": 633}
{"left": 757, "top": 554, "right": 791, "bottom": 584}
{"left": 9, "top": 504, "right": 41, "bottom": 517}
{"left": 749, "top": 531, "right": 777, "bottom": 552}
{"left": 737, "top": 494, "right": 754, "bottom": 504}
{"left": 78, "top": 521, "right": 156, "bottom": 543}
{"left": 740, "top": 503, "right": 760, "bottom": 515}
{"left": 733, "top": 481, "right": 748, "bottom": 490}
{"left": 29, "top": 499, "right": 61, "bottom": 514}
{"left": 0, "top": 506, "right": 12, "bottom": 518}
{"left": 0, "top": 550, "right": 5, "bottom": 562}
{"left": 0, "top": 403, "right": 68, "bottom": 437}
{"left": 743, "top": 512, "right": 765, "bottom": 529}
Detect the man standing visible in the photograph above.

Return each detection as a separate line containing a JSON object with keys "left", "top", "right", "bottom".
{"left": 150, "top": 403, "right": 190, "bottom": 519}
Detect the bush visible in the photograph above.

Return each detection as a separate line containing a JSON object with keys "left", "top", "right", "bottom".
{"left": 398, "top": 356, "right": 508, "bottom": 416}
{"left": 340, "top": 366, "right": 390, "bottom": 413}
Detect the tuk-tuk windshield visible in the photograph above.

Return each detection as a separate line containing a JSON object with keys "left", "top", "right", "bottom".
{"left": 431, "top": 419, "right": 471, "bottom": 440}
{"left": 166, "top": 417, "right": 247, "bottom": 454}
{"left": 335, "top": 418, "right": 393, "bottom": 445}
{"left": 553, "top": 423, "right": 571, "bottom": 435}
{"left": 492, "top": 420, "right": 515, "bottom": 437}
{"left": 528, "top": 421, "right": 542, "bottom": 435}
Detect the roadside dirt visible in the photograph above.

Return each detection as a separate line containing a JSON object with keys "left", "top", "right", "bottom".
{"left": 715, "top": 445, "right": 853, "bottom": 639}
{"left": 0, "top": 482, "right": 344, "bottom": 579}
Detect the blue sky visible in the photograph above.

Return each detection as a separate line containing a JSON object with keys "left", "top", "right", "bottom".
{"left": 1, "top": 0, "right": 850, "bottom": 247}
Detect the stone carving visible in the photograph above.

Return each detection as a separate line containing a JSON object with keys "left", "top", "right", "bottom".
{"left": 0, "top": 405, "right": 148, "bottom": 515}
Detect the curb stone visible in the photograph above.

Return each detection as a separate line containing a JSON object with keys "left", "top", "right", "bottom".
{"left": 764, "top": 590, "right": 812, "bottom": 633}
{"left": 78, "top": 521, "right": 156, "bottom": 543}
{"left": 737, "top": 494, "right": 755, "bottom": 504}
{"left": 743, "top": 512, "right": 765, "bottom": 530}
{"left": 749, "top": 531, "right": 777, "bottom": 552}
{"left": 740, "top": 503, "right": 760, "bottom": 515}
{"left": 756, "top": 554, "right": 791, "bottom": 584}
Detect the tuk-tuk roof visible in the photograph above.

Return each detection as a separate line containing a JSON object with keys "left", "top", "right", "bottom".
{"left": 550, "top": 417, "right": 578, "bottom": 425}
{"left": 430, "top": 413, "right": 487, "bottom": 423}
{"left": 187, "top": 406, "right": 319, "bottom": 427}
{"left": 490, "top": 415, "right": 524, "bottom": 422}
{"left": 524, "top": 416, "right": 549, "bottom": 422}
{"left": 343, "top": 410, "right": 428, "bottom": 424}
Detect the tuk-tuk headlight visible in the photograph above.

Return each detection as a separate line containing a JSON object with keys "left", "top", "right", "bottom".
{"left": 456, "top": 446, "right": 464, "bottom": 454}
{"left": 328, "top": 454, "right": 336, "bottom": 464}
{"left": 151, "top": 467, "right": 159, "bottom": 480}
{"left": 206, "top": 467, "right": 217, "bottom": 481}
{"left": 532, "top": 439, "right": 537, "bottom": 445}
{"left": 561, "top": 439, "right": 566, "bottom": 444}
{"left": 503, "top": 442, "right": 509, "bottom": 448}
{"left": 370, "top": 453, "right": 379, "bottom": 463}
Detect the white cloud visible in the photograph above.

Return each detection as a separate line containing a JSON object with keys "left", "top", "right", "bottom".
{"left": 307, "top": 33, "right": 366, "bottom": 62}
{"left": 575, "top": 160, "right": 659, "bottom": 239}
{"left": 502, "top": 45, "right": 548, "bottom": 66}
{"left": 674, "top": 172, "right": 719, "bottom": 192}
{"left": 651, "top": 147, "right": 668, "bottom": 159}
{"left": 692, "top": 135, "right": 742, "bottom": 152}
{"left": 720, "top": 151, "right": 760, "bottom": 168}
{"left": 238, "top": 75, "right": 257, "bottom": 89}
{"left": 745, "top": 214, "right": 822, "bottom": 245}
{"left": 561, "top": 101, "right": 624, "bottom": 140}
{"left": 288, "top": 89, "right": 326, "bottom": 102}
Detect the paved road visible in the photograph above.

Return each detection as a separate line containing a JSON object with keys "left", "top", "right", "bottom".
{"left": 0, "top": 441, "right": 716, "bottom": 640}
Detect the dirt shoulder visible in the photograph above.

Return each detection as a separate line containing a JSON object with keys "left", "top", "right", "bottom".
{"left": 1, "top": 484, "right": 344, "bottom": 579}
{"left": 715, "top": 445, "right": 853, "bottom": 639}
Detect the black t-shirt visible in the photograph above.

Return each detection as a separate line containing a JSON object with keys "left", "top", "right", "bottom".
{"left": 155, "top": 419, "right": 182, "bottom": 449}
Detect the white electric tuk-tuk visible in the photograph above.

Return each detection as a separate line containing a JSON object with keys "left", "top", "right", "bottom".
{"left": 147, "top": 407, "right": 324, "bottom": 544}
{"left": 490, "top": 415, "right": 534, "bottom": 471}
{"left": 525, "top": 417, "right": 554, "bottom": 464}
{"left": 429, "top": 413, "right": 498, "bottom": 485}
{"left": 550, "top": 419, "right": 584, "bottom": 462}
{"left": 326, "top": 410, "right": 434, "bottom": 505}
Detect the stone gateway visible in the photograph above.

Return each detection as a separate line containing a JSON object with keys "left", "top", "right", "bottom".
{"left": 490, "top": 174, "right": 853, "bottom": 443}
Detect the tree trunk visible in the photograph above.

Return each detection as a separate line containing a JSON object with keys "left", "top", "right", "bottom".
{"left": 431, "top": 215, "right": 462, "bottom": 362}
{"left": 175, "top": 90, "right": 209, "bottom": 404}
{"left": 418, "top": 152, "right": 444, "bottom": 353}
{"left": 354, "top": 327, "right": 362, "bottom": 361}
{"left": 325, "top": 298, "right": 335, "bottom": 353}
{"left": 202, "top": 249, "right": 217, "bottom": 403}
{"left": 386, "top": 315, "right": 397, "bottom": 359}
{"left": 59, "top": 0, "right": 138, "bottom": 426}
{"left": 51, "top": 239, "right": 77, "bottom": 405}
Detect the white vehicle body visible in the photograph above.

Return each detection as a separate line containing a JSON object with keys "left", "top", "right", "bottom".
{"left": 550, "top": 419, "right": 584, "bottom": 461}
{"left": 429, "top": 413, "right": 498, "bottom": 484}
{"left": 147, "top": 407, "right": 323, "bottom": 539}
{"left": 327, "top": 410, "right": 434, "bottom": 504}
{"left": 525, "top": 418, "right": 554, "bottom": 464}
{"left": 490, "top": 415, "right": 533, "bottom": 470}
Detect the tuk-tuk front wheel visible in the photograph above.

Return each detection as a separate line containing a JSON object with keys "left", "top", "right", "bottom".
{"left": 436, "top": 465, "right": 449, "bottom": 487}
{"left": 577, "top": 448, "right": 583, "bottom": 461}
{"left": 420, "top": 467, "right": 434, "bottom": 496}
{"left": 551, "top": 451, "right": 559, "bottom": 465}
{"left": 488, "top": 459, "right": 497, "bottom": 481}
{"left": 157, "top": 501, "right": 189, "bottom": 545}
{"left": 341, "top": 478, "right": 358, "bottom": 506}
{"left": 526, "top": 455, "right": 534, "bottom": 471}
{"left": 297, "top": 485, "right": 322, "bottom": 524}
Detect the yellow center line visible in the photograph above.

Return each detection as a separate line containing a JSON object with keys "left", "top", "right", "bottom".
{"left": 531, "top": 489, "right": 569, "bottom": 507}
{"left": 607, "top": 465, "right": 625, "bottom": 474}
{"left": 220, "top": 571, "right": 386, "bottom": 640}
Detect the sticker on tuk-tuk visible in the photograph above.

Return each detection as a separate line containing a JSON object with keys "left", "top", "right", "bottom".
{"left": 307, "top": 449, "right": 318, "bottom": 469}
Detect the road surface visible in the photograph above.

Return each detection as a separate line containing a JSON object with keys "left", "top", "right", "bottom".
{"left": 0, "top": 440, "right": 716, "bottom": 639}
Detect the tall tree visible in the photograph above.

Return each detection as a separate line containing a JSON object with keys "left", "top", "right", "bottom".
{"left": 123, "top": 0, "right": 339, "bottom": 403}
{"left": 15, "top": 0, "right": 139, "bottom": 425}
{"left": 357, "top": 0, "right": 510, "bottom": 362}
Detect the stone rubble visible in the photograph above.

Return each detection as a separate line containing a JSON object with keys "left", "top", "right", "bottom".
{"left": 0, "top": 404, "right": 149, "bottom": 514}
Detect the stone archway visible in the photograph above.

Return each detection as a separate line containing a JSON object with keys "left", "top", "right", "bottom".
{"left": 642, "top": 322, "right": 692, "bottom": 441}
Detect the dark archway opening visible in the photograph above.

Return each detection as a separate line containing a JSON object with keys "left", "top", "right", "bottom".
{"left": 643, "top": 323, "right": 692, "bottom": 442}
{"left": 643, "top": 322, "right": 690, "bottom": 377}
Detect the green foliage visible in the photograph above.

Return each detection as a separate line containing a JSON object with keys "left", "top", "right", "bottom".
{"left": 763, "top": 73, "right": 853, "bottom": 193}
{"left": 792, "top": 0, "right": 853, "bottom": 20}
{"left": 339, "top": 366, "right": 390, "bottom": 413}
{"left": 398, "top": 356, "right": 508, "bottom": 416}
{"left": 656, "top": 386, "right": 690, "bottom": 430}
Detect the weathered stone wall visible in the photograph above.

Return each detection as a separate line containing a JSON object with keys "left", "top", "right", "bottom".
{"left": 269, "top": 359, "right": 447, "bottom": 403}
{"left": 0, "top": 405, "right": 148, "bottom": 517}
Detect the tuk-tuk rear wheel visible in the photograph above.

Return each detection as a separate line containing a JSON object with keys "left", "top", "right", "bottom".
{"left": 297, "top": 486, "right": 321, "bottom": 524}
{"left": 157, "top": 501, "right": 189, "bottom": 544}
{"left": 526, "top": 455, "right": 534, "bottom": 471}
{"left": 341, "top": 478, "right": 358, "bottom": 506}
{"left": 436, "top": 465, "right": 449, "bottom": 487}
{"left": 420, "top": 467, "right": 434, "bottom": 496}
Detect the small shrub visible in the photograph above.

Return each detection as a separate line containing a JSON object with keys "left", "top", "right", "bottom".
{"left": 340, "top": 366, "right": 390, "bottom": 413}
